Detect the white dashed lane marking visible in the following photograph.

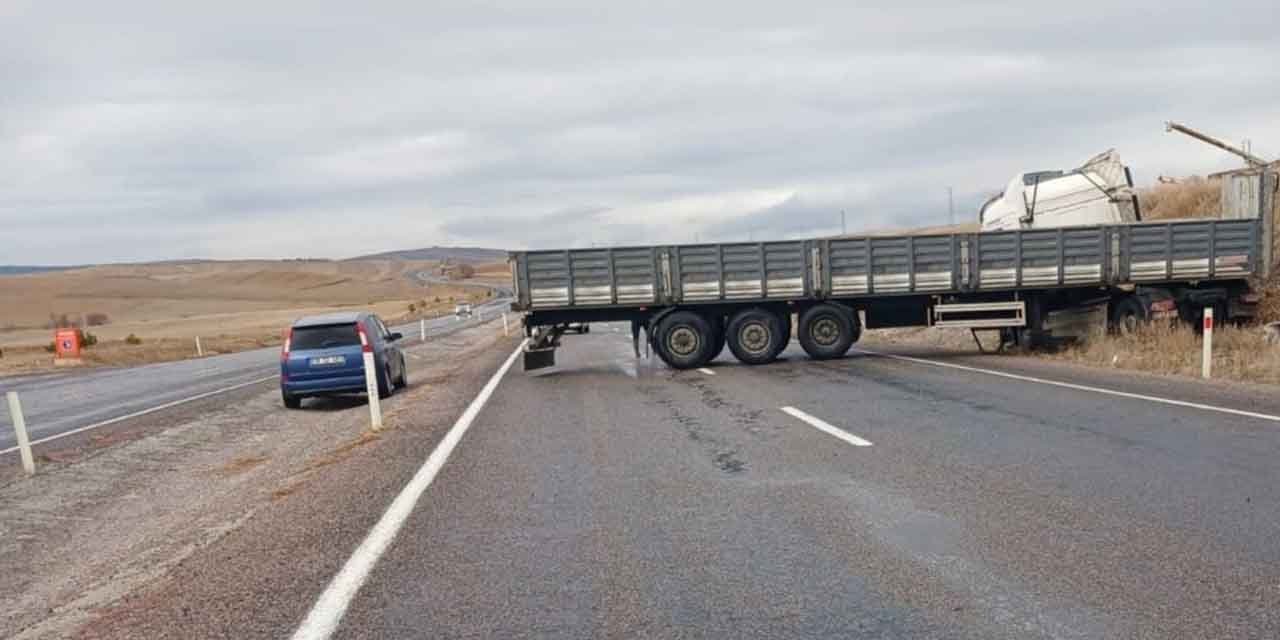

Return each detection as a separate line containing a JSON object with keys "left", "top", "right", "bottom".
{"left": 781, "top": 406, "right": 873, "bottom": 447}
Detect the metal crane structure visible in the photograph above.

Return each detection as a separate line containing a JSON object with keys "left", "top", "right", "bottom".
{"left": 1165, "top": 121, "right": 1270, "bottom": 167}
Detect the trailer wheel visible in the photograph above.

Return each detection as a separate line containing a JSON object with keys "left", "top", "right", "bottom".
{"left": 708, "top": 315, "right": 727, "bottom": 362}
{"left": 774, "top": 309, "right": 793, "bottom": 356}
{"left": 798, "top": 304, "right": 858, "bottom": 360}
{"left": 1110, "top": 297, "right": 1147, "bottom": 335}
{"left": 727, "top": 308, "right": 786, "bottom": 365}
{"left": 1189, "top": 301, "right": 1228, "bottom": 335}
{"left": 654, "top": 311, "right": 715, "bottom": 369}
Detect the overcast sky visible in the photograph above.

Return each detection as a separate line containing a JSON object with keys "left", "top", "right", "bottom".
{"left": 3, "top": 1, "right": 1278, "bottom": 264}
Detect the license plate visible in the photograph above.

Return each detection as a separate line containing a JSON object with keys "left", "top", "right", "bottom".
{"left": 309, "top": 356, "right": 346, "bottom": 366}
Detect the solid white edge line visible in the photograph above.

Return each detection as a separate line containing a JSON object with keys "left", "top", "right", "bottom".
{"left": 853, "top": 348, "right": 1280, "bottom": 424}
{"left": 0, "top": 373, "right": 278, "bottom": 456}
{"left": 697, "top": 368, "right": 716, "bottom": 376}
{"left": 290, "top": 338, "right": 528, "bottom": 640}
{"left": 781, "top": 406, "right": 873, "bottom": 447}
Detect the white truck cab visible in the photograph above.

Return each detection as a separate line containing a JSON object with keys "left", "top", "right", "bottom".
{"left": 979, "top": 149, "right": 1140, "bottom": 231}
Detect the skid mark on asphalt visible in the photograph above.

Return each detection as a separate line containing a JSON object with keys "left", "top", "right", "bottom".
{"left": 639, "top": 382, "right": 747, "bottom": 474}
{"left": 681, "top": 377, "right": 772, "bottom": 438}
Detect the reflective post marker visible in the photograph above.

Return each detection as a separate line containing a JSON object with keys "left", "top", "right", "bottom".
{"left": 6, "top": 392, "right": 35, "bottom": 475}
{"left": 420, "top": 318, "right": 426, "bottom": 343}
{"left": 195, "top": 336, "right": 203, "bottom": 357}
{"left": 502, "top": 312, "right": 509, "bottom": 336}
{"left": 358, "top": 323, "right": 383, "bottom": 431}
{"left": 1202, "top": 307, "right": 1213, "bottom": 379}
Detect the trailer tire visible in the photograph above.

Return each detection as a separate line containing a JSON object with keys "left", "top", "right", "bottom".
{"left": 1190, "top": 301, "right": 1228, "bottom": 335}
{"left": 798, "top": 304, "right": 857, "bottom": 360}
{"left": 727, "top": 307, "right": 787, "bottom": 365}
{"left": 708, "top": 316, "right": 727, "bottom": 362}
{"left": 654, "top": 311, "right": 715, "bottom": 370}
{"left": 774, "top": 309, "right": 793, "bottom": 357}
{"left": 1110, "top": 296, "right": 1147, "bottom": 335}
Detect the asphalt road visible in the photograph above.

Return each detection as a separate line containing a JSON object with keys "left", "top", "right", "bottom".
{"left": 315, "top": 324, "right": 1280, "bottom": 639}
{"left": 0, "top": 296, "right": 511, "bottom": 453}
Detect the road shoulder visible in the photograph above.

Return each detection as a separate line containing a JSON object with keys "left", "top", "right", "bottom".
{"left": 0, "top": 322, "right": 518, "bottom": 640}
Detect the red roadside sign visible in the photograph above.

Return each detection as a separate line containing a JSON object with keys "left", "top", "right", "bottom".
{"left": 54, "top": 328, "right": 80, "bottom": 358}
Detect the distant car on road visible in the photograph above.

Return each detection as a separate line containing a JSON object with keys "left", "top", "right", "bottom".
{"left": 280, "top": 311, "right": 407, "bottom": 409}
{"left": 455, "top": 302, "right": 473, "bottom": 317}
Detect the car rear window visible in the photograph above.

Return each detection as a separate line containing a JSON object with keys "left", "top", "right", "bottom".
{"left": 291, "top": 323, "right": 359, "bottom": 350}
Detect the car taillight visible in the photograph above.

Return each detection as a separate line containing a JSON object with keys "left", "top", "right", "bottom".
{"left": 281, "top": 327, "right": 293, "bottom": 361}
{"left": 356, "top": 321, "right": 372, "bottom": 353}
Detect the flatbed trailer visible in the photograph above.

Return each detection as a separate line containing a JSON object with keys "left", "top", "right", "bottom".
{"left": 509, "top": 197, "right": 1274, "bottom": 371}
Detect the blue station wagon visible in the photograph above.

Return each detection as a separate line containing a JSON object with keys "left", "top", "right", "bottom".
{"left": 280, "top": 311, "right": 407, "bottom": 409}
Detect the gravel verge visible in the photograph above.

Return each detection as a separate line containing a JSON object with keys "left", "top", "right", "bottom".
{"left": 0, "top": 320, "right": 519, "bottom": 639}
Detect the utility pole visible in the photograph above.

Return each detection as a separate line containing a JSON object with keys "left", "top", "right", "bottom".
{"left": 947, "top": 187, "right": 955, "bottom": 225}
{"left": 840, "top": 210, "right": 847, "bottom": 235}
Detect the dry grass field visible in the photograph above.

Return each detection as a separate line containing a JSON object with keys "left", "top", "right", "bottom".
{"left": 1058, "top": 321, "right": 1280, "bottom": 385}
{"left": 0, "top": 259, "right": 493, "bottom": 374}
{"left": 1140, "top": 178, "right": 1222, "bottom": 221}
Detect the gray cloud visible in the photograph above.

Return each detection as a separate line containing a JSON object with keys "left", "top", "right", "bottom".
{"left": 2, "top": 1, "right": 1278, "bottom": 264}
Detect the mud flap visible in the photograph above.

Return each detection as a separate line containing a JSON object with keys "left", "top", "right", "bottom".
{"left": 524, "top": 345, "right": 556, "bottom": 371}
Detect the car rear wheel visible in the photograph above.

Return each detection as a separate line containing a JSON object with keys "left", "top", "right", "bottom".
{"left": 395, "top": 358, "right": 408, "bottom": 389}
{"left": 282, "top": 391, "right": 302, "bottom": 409}
{"left": 377, "top": 363, "right": 394, "bottom": 399}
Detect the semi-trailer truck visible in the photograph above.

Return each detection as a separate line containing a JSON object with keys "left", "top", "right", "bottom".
{"left": 508, "top": 170, "right": 1274, "bottom": 371}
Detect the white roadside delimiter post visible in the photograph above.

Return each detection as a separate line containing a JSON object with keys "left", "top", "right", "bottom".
{"left": 1202, "top": 306, "right": 1213, "bottom": 379}
{"left": 358, "top": 323, "right": 384, "bottom": 431}
{"left": 6, "top": 392, "right": 35, "bottom": 475}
